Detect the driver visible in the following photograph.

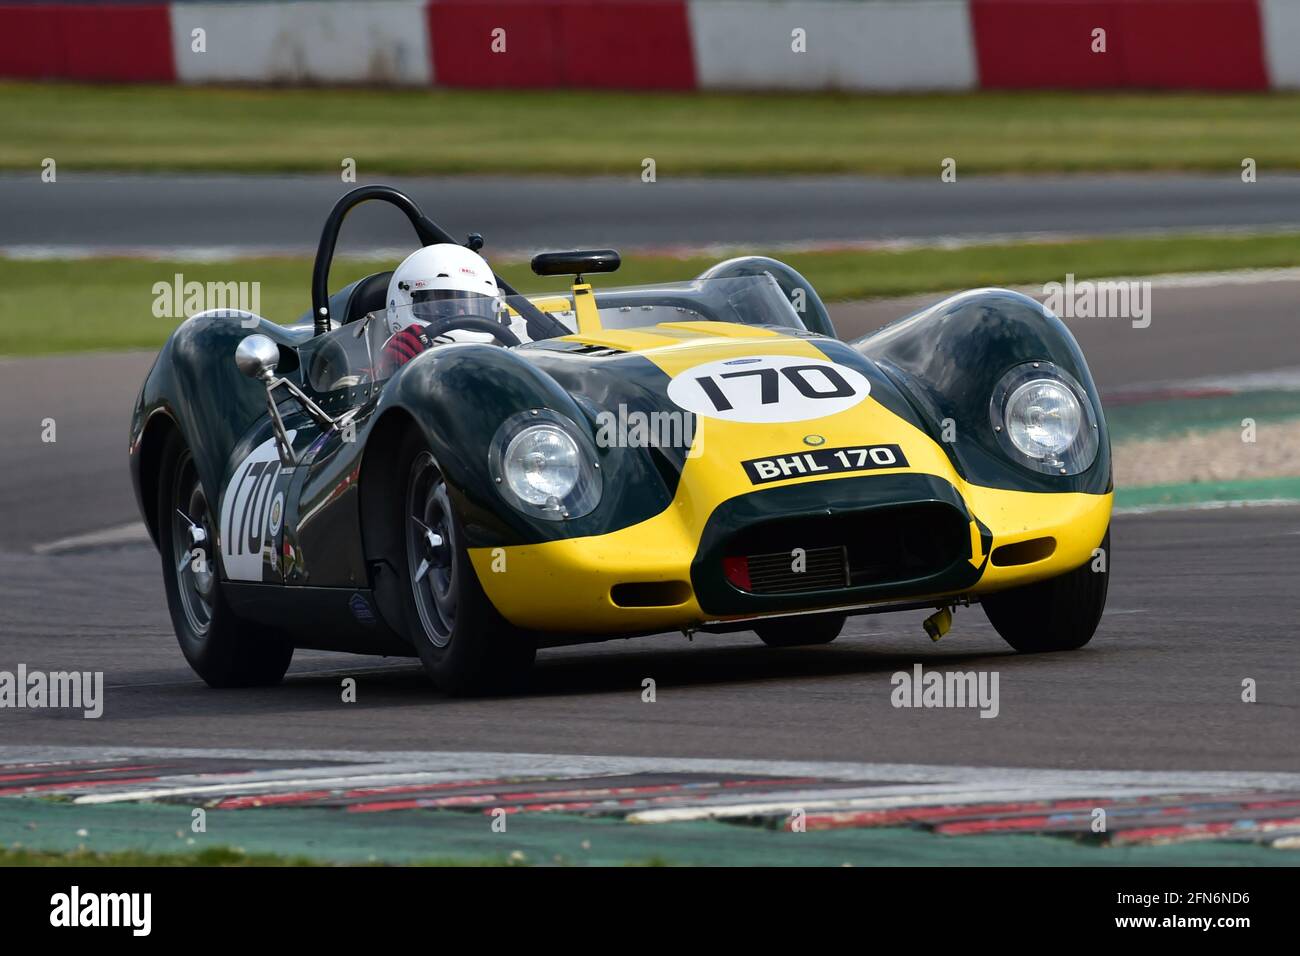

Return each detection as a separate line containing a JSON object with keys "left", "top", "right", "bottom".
{"left": 380, "top": 243, "right": 512, "bottom": 372}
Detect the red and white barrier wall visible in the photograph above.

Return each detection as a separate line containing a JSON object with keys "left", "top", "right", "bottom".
{"left": 3, "top": 0, "right": 1299, "bottom": 91}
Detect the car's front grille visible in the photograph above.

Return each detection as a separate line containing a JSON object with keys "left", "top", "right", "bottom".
{"left": 720, "top": 503, "right": 966, "bottom": 596}
{"left": 726, "top": 546, "right": 848, "bottom": 594}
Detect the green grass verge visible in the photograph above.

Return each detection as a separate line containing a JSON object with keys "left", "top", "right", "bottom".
{"left": 4, "top": 231, "right": 1299, "bottom": 356}
{"left": 4, "top": 800, "right": 1293, "bottom": 867}
{"left": 0, "top": 845, "right": 524, "bottom": 867}
{"left": 1114, "top": 476, "right": 1300, "bottom": 511}
{"left": 5, "top": 84, "right": 1300, "bottom": 175}
{"left": 1107, "top": 390, "right": 1300, "bottom": 441}
{"left": 0, "top": 844, "right": 340, "bottom": 867}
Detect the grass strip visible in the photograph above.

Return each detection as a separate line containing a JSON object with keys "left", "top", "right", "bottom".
{"left": 5, "top": 85, "right": 1300, "bottom": 176}
{"left": 5, "top": 231, "right": 1300, "bottom": 355}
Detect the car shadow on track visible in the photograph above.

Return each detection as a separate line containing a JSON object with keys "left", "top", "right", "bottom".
{"left": 267, "top": 634, "right": 1031, "bottom": 703}
{"left": 526, "top": 642, "right": 1017, "bottom": 697}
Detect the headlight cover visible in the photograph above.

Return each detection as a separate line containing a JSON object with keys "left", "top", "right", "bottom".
{"left": 489, "top": 410, "right": 602, "bottom": 520}
{"left": 989, "top": 362, "right": 1099, "bottom": 475}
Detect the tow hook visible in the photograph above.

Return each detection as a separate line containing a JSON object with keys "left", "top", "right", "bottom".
{"left": 923, "top": 606, "right": 953, "bottom": 642}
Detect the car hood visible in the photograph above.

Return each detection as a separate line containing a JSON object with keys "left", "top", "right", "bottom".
{"left": 516, "top": 321, "right": 945, "bottom": 485}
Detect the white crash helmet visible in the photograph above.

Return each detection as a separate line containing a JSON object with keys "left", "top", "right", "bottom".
{"left": 385, "top": 243, "right": 503, "bottom": 334}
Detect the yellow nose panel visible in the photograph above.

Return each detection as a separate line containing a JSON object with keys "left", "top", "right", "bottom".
{"left": 468, "top": 323, "right": 1112, "bottom": 632}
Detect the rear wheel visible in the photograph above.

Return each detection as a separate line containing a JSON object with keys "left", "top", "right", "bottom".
{"left": 755, "top": 612, "right": 846, "bottom": 648}
{"left": 157, "top": 431, "right": 293, "bottom": 687}
{"left": 397, "top": 430, "right": 535, "bottom": 695}
{"left": 982, "top": 528, "right": 1110, "bottom": 653}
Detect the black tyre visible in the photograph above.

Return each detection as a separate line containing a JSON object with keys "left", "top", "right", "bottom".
{"left": 755, "top": 612, "right": 846, "bottom": 648}
{"left": 157, "top": 430, "right": 293, "bottom": 687}
{"left": 981, "top": 528, "right": 1110, "bottom": 653}
{"left": 397, "top": 430, "right": 536, "bottom": 695}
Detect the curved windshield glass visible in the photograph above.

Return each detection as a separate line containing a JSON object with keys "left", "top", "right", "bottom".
{"left": 590, "top": 274, "right": 806, "bottom": 332}
{"left": 343, "top": 300, "right": 561, "bottom": 385}
{"left": 301, "top": 273, "right": 808, "bottom": 393}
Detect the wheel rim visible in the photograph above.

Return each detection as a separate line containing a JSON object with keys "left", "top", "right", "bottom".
{"left": 171, "top": 450, "right": 215, "bottom": 637}
{"left": 405, "top": 451, "right": 456, "bottom": 648}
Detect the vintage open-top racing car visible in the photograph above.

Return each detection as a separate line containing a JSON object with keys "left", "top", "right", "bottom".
{"left": 130, "top": 185, "right": 1111, "bottom": 694}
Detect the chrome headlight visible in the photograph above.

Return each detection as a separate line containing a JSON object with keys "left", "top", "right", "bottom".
{"left": 990, "top": 363, "right": 1099, "bottom": 475}
{"left": 505, "top": 426, "right": 579, "bottom": 504}
{"left": 489, "top": 410, "right": 601, "bottom": 520}
{"left": 1006, "top": 379, "right": 1081, "bottom": 457}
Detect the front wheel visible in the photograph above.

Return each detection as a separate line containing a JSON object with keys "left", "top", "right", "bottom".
{"left": 981, "top": 528, "right": 1110, "bottom": 653}
{"left": 755, "top": 612, "right": 846, "bottom": 647}
{"left": 397, "top": 431, "right": 535, "bottom": 695}
{"left": 157, "top": 430, "right": 293, "bottom": 687}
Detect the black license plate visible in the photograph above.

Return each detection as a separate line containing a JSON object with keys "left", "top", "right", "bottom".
{"left": 741, "top": 444, "right": 908, "bottom": 485}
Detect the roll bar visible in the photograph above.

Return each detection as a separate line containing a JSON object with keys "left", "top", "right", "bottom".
{"left": 310, "top": 185, "right": 568, "bottom": 340}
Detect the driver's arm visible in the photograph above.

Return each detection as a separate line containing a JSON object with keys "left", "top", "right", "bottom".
{"left": 381, "top": 322, "right": 438, "bottom": 371}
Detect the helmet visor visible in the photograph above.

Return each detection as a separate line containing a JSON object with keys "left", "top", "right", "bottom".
{"left": 409, "top": 289, "right": 501, "bottom": 323}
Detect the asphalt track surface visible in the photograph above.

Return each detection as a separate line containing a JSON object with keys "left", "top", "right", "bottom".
{"left": 1, "top": 278, "right": 1297, "bottom": 772}
{"left": 5, "top": 172, "right": 1300, "bottom": 254}
{"left": 0, "top": 506, "right": 1296, "bottom": 771}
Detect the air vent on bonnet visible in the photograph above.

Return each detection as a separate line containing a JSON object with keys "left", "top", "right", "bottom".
{"left": 568, "top": 343, "right": 625, "bottom": 357}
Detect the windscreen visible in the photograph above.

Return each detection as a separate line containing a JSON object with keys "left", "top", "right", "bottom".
{"left": 303, "top": 273, "right": 807, "bottom": 392}
{"left": 590, "top": 274, "right": 807, "bottom": 332}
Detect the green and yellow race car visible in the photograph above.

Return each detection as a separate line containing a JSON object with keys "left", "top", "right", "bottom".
{"left": 130, "top": 186, "right": 1111, "bottom": 694}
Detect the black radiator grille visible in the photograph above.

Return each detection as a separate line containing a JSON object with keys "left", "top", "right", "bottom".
{"left": 744, "top": 546, "right": 848, "bottom": 593}
{"left": 721, "top": 503, "right": 967, "bottom": 595}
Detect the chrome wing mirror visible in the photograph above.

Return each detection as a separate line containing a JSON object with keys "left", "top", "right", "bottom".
{"left": 235, "top": 334, "right": 342, "bottom": 467}
{"left": 234, "top": 333, "right": 280, "bottom": 382}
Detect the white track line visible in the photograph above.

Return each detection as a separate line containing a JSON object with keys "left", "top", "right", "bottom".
{"left": 626, "top": 786, "right": 1208, "bottom": 824}
{"left": 7, "top": 233, "right": 1300, "bottom": 274}
{"left": 32, "top": 521, "right": 151, "bottom": 555}
{"left": 0, "top": 245, "right": 418, "bottom": 263}
{"left": 1107, "top": 365, "right": 1300, "bottom": 400}
{"left": 71, "top": 771, "right": 474, "bottom": 806}
{"left": 4, "top": 747, "right": 1299, "bottom": 794}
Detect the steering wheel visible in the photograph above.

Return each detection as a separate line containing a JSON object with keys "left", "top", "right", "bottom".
{"left": 419, "top": 316, "right": 521, "bottom": 348}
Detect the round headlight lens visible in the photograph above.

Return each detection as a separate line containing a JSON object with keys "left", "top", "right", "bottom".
{"left": 1005, "top": 378, "right": 1082, "bottom": 459}
{"left": 503, "top": 425, "right": 580, "bottom": 508}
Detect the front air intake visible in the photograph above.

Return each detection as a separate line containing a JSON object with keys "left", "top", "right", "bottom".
{"left": 721, "top": 503, "right": 967, "bottom": 595}
{"left": 610, "top": 581, "right": 692, "bottom": 608}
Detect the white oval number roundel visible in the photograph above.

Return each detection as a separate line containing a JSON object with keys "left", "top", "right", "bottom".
{"left": 667, "top": 355, "right": 871, "bottom": 424}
